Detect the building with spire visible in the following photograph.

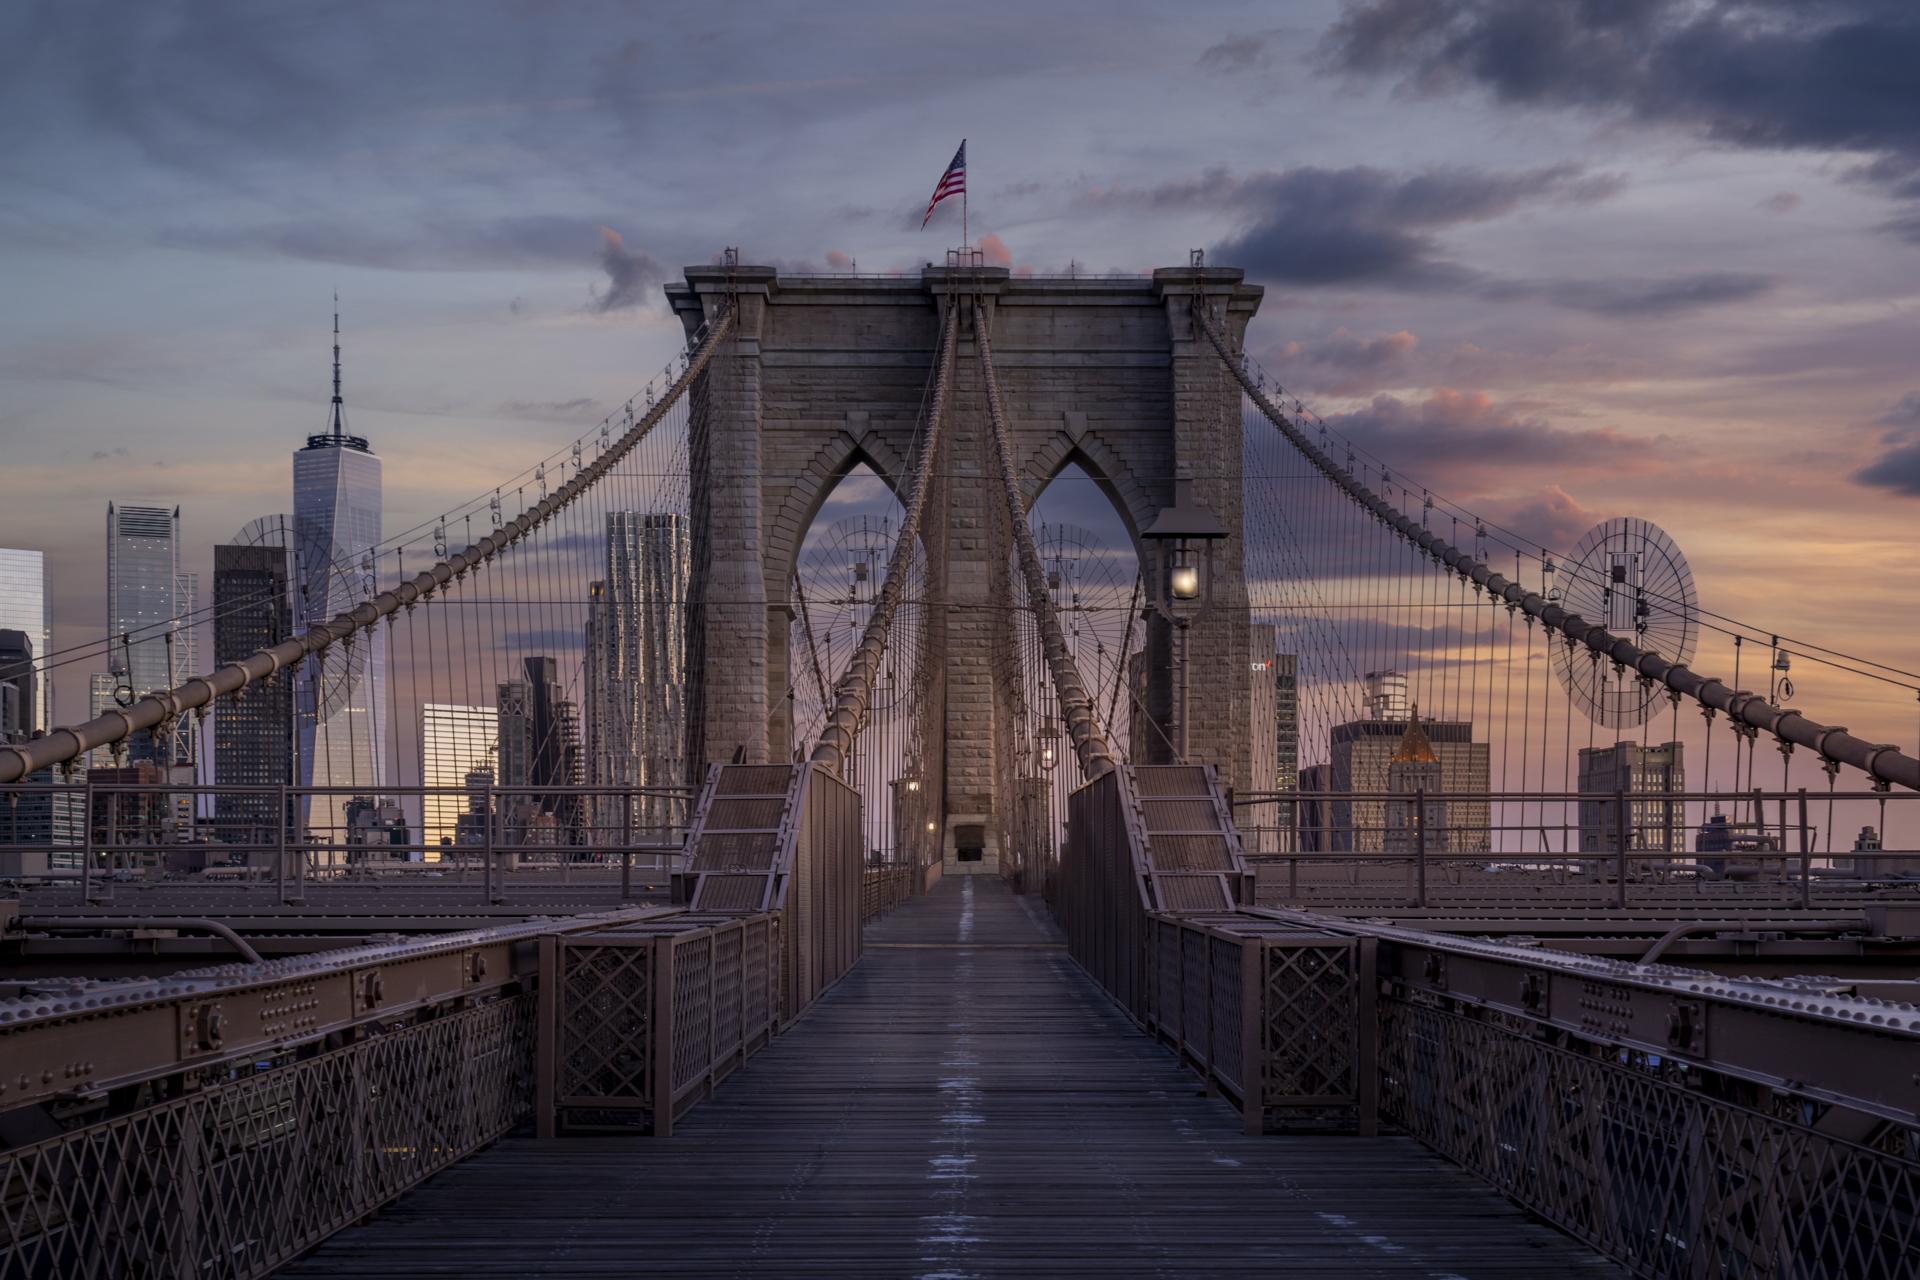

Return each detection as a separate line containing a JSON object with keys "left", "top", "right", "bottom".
{"left": 1383, "top": 705, "right": 1448, "bottom": 854}
{"left": 1326, "top": 673, "right": 1490, "bottom": 853}
{"left": 293, "top": 300, "right": 387, "bottom": 835}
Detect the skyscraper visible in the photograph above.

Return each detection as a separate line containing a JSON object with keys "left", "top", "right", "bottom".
{"left": 0, "top": 630, "right": 33, "bottom": 741}
{"left": 212, "top": 544, "right": 293, "bottom": 844}
{"left": 1327, "top": 673, "right": 1490, "bottom": 854}
{"left": 1243, "top": 629, "right": 1302, "bottom": 854}
{"left": 497, "top": 658, "right": 582, "bottom": 848}
{"left": 293, "top": 303, "right": 386, "bottom": 833}
{"left": 1577, "top": 741, "right": 1686, "bottom": 854}
{"left": 0, "top": 549, "right": 52, "bottom": 732}
{"left": 1383, "top": 709, "right": 1448, "bottom": 855}
{"left": 590, "top": 512, "right": 690, "bottom": 834}
{"left": 106, "top": 502, "right": 193, "bottom": 763}
{"left": 421, "top": 703, "right": 496, "bottom": 854}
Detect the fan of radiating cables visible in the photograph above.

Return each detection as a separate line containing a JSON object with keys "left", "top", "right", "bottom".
{"left": 1551, "top": 516, "right": 1697, "bottom": 729}
{"left": 228, "top": 513, "right": 366, "bottom": 721}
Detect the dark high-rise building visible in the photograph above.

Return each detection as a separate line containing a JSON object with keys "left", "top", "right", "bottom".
{"left": 498, "top": 657, "right": 583, "bottom": 845}
{"left": 0, "top": 628, "right": 33, "bottom": 742}
{"left": 212, "top": 544, "right": 294, "bottom": 844}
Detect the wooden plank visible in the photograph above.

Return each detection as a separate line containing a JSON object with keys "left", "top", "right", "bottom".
{"left": 283, "top": 876, "right": 1621, "bottom": 1278}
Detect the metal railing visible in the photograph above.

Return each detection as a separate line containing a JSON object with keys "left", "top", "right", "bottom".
{"left": 0, "top": 992, "right": 536, "bottom": 1280}
{"left": 537, "top": 912, "right": 781, "bottom": 1137}
{"left": 1233, "top": 788, "right": 1920, "bottom": 909}
{"left": 0, "top": 781, "right": 692, "bottom": 907}
{"left": 861, "top": 860, "right": 914, "bottom": 921}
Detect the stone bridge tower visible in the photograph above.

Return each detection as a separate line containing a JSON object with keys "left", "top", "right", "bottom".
{"left": 669, "top": 263, "right": 1262, "bottom": 875}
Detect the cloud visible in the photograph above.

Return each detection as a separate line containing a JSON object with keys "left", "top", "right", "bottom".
{"left": 1270, "top": 328, "right": 1419, "bottom": 394}
{"left": 1196, "top": 30, "right": 1287, "bottom": 75}
{"left": 1318, "top": 388, "right": 1669, "bottom": 480}
{"left": 1320, "top": 0, "right": 1920, "bottom": 230}
{"left": 590, "top": 226, "right": 665, "bottom": 312}
{"left": 824, "top": 250, "right": 853, "bottom": 269}
{"left": 977, "top": 232, "right": 1013, "bottom": 267}
{"left": 501, "top": 398, "right": 603, "bottom": 421}
{"left": 1485, "top": 484, "right": 1604, "bottom": 552}
{"left": 88, "top": 446, "right": 130, "bottom": 462}
{"left": 1486, "top": 270, "right": 1775, "bottom": 316}
{"left": 1854, "top": 390, "right": 1920, "bottom": 496}
{"left": 162, "top": 214, "right": 652, "bottom": 274}
{"left": 1759, "top": 191, "right": 1801, "bottom": 214}
{"left": 1158, "top": 163, "right": 1618, "bottom": 287}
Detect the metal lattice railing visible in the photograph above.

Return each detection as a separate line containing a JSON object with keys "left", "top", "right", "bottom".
{"left": 1379, "top": 994, "right": 1920, "bottom": 1279}
{"left": 0, "top": 994, "right": 535, "bottom": 1280}
{"left": 539, "top": 913, "right": 781, "bottom": 1137}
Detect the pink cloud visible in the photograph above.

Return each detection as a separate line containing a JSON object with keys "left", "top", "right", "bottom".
{"left": 825, "top": 249, "right": 853, "bottom": 270}
{"left": 977, "top": 232, "right": 1013, "bottom": 268}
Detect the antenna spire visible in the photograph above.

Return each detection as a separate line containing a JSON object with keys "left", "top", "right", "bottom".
{"left": 329, "top": 293, "right": 346, "bottom": 439}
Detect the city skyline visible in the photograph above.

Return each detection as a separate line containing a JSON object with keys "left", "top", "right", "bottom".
{"left": 4, "top": 2, "right": 1919, "bottom": 770}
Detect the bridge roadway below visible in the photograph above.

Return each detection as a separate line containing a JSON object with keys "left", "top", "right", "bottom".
{"left": 285, "top": 877, "right": 1620, "bottom": 1277}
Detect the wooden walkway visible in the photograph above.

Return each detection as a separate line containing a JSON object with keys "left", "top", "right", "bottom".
{"left": 285, "top": 877, "right": 1620, "bottom": 1277}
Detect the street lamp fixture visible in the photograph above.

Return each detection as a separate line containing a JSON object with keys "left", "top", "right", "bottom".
{"left": 1038, "top": 722, "right": 1061, "bottom": 773}
{"left": 1141, "top": 479, "right": 1228, "bottom": 759}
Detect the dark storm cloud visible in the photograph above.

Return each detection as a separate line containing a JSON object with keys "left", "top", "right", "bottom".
{"left": 1320, "top": 0, "right": 1920, "bottom": 224}
{"left": 1138, "top": 163, "right": 1621, "bottom": 287}
{"left": 1853, "top": 391, "right": 1920, "bottom": 497}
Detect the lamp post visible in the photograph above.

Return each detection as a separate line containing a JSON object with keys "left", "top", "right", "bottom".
{"left": 1141, "top": 478, "right": 1227, "bottom": 760}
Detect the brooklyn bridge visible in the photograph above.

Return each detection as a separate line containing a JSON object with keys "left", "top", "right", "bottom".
{"left": 2, "top": 255, "right": 1916, "bottom": 1278}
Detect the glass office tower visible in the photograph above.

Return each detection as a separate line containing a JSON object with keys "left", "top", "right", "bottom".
{"left": 292, "top": 307, "right": 387, "bottom": 834}
{"left": 105, "top": 502, "right": 196, "bottom": 764}
{"left": 0, "top": 549, "right": 51, "bottom": 732}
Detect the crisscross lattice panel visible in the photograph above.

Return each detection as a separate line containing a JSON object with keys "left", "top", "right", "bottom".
{"left": 0, "top": 996, "right": 533, "bottom": 1280}
{"left": 1379, "top": 995, "right": 1920, "bottom": 1279}
{"left": 1261, "top": 938, "right": 1361, "bottom": 1107}
{"left": 557, "top": 943, "right": 651, "bottom": 1104}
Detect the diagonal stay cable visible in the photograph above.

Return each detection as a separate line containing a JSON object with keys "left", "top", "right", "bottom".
{"left": 0, "top": 305, "right": 737, "bottom": 784}
{"left": 1190, "top": 296, "right": 1919, "bottom": 794}
{"left": 972, "top": 297, "right": 1116, "bottom": 780}
{"left": 809, "top": 297, "right": 959, "bottom": 769}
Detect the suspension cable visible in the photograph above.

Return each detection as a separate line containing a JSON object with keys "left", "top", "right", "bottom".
{"left": 0, "top": 304, "right": 737, "bottom": 784}
{"left": 1190, "top": 298, "right": 1920, "bottom": 794}
{"left": 972, "top": 297, "right": 1116, "bottom": 780}
{"left": 809, "top": 298, "right": 960, "bottom": 769}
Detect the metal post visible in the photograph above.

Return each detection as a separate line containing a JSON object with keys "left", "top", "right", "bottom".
{"left": 1798, "top": 787, "right": 1812, "bottom": 909}
{"left": 535, "top": 931, "right": 558, "bottom": 1139}
{"left": 81, "top": 774, "right": 96, "bottom": 903}
{"left": 1614, "top": 785, "right": 1629, "bottom": 909}
{"left": 276, "top": 784, "right": 289, "bottom": 904}
{"left": 483, "top": 782, "right": 497, "bottom": 904}
{"left": 652, "top": 935, "right": 677, "bottom": 1137}
{"left": 1176, "top": 618, "right": 1191, "bottom": 760}
{"left": 1414, "top": 786, "right": 1428, "bottom": 909}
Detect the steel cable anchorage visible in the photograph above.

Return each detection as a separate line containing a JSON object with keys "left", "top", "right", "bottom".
{"left": 973, "top": 298, "right": 1117, "bottom": 780}
{"left": 1190, "top": 297, "right": 1919, "bottom": 793}
{"left": 0, "top": 304, "right": 738, "bottom": 784}
{"left": 809, "top": 296, "right": 960, "bottom": 770}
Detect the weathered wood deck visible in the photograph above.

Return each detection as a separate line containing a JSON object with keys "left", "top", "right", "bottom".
{"left": 284, "top": 876, "right": 1619, "bottom": 1277}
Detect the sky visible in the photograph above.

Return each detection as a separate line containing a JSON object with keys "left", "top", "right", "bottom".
{"left": 3, "top": 0, "right": 1919, "bottom": 762}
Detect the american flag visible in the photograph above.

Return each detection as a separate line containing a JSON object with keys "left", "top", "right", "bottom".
{"left": 921, "top": 140, "right": 966, "bottom": 228}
